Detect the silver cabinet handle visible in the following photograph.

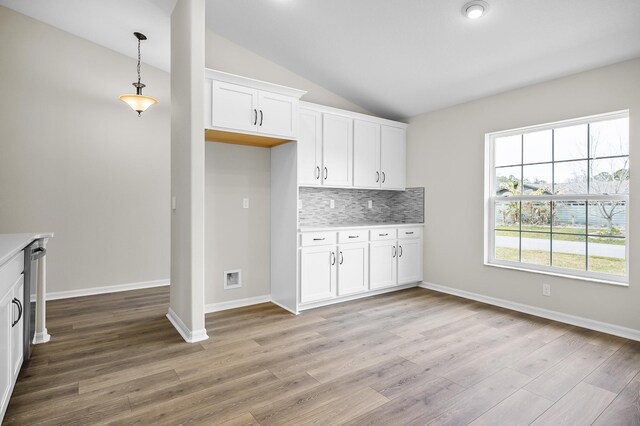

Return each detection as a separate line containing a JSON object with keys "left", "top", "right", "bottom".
{"left": 324, "top": 167, "right": 328, "bottom": 180}
{"left": 259, "top": 110, "right": 264, "bottom": 126}
{"left": 330, "top": 252, "right": 336, "bottom": 265}
{"left": 379, "top": 233, "right": 388, "bottom": 236}
{"left": 253, "top": 109, "right": 257, "bottom": 125}
{"left": 316, "top": 166, "right": 320, "bottom": 180}
{"left": 392, "top": 246, "right": 397, "bottom": 258}
{"left": 382, "top": 172, "right": 386, "bottom": 183}
{"left": 313, "top": 237, "right": 325, "bottom": 241}
{"left": 348, "top": 235, "right": 358, "bottom": 239}
{"left": 376, "top": 171, "right": 380, "bottom": 183}
{"left": 339, "top": 252, "right": 344, "bottom": 264}
{"left": 399, "top": 245, "right": 403, "bottom": 257}
{"left": 406, "top": 231, "right": 414, "bottom": 235}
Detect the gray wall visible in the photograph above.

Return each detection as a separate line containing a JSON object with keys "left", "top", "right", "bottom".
{"left": 407, "top": 58, "right": 640, "bottom": 331}
{"left": 204, "top": 143, "right": 271, "bottom": 305}
{"left": 0, "top": 6, "right": 171, "bottom": 294}
{"left": 205, "top": 29, "right": 370, "bottom": 114}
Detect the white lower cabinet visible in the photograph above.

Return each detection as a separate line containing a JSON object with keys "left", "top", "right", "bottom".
{"left": 337, "top": 243, "right": 368, "bottom": 296}
{"left": 397, "top": 238, "right": 423, "bottom": 284}
{"left": 0, "top": 288, "right": 13, "bottom": 419}
{"left": 11, "top": 277, "right": 24, "bottom": 379}
{"left": 369, "top": 240, "right": 397, "bottom": 290}
{"left": 300, "top": 246, "right": 337, "bottom": 304}
{"left": 299, "top": 226, "right": 422, "bottom": 309}
{"left": 1, "top": 252, "right": 25, "bottom": 421}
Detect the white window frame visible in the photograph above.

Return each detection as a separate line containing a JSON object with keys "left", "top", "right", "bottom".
{"left": 484, "top": 110, "right": 630, "bottom": 286}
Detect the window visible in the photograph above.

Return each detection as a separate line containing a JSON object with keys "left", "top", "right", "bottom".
{"left": 485, "top": 111, "right": 629, "bottom": 284}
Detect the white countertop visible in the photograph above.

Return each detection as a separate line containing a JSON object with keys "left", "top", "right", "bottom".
{"left": 298, "top": 223, "right": 423, "bottom": 232}
{"left": 0, "top": 233, "right": 54, "bottom": 266}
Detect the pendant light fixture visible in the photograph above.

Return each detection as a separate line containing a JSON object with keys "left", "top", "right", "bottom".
{"left": 119, "top": 32, "right": 158, "bottom": 116}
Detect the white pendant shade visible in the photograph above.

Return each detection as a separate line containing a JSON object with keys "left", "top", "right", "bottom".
{"left": 119, "top": 94, "right": 158, "bottom": 116}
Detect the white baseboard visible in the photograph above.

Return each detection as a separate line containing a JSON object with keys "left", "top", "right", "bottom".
{"left": 204, "top": 295, "right": 271, "bottom": 314}
{"left": 33, "top": 328, "right": 51, "bottom": 344}
{"left": 166, "top": 308, "right": 209, "bottom": 343}
{"left": 419, "top": 282, "right": 640, "bottom": 342}
{"left": 46, "top": 279, "right": 169, "bottom": 300}
{"left": 270, "top": 298, "right": 299, "bottom": 315}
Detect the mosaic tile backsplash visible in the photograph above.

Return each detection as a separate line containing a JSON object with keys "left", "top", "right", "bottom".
{"left": 299, "top": 187, "right": 424, "bottom": 226}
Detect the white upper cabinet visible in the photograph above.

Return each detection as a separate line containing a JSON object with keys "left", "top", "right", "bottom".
{"left": 380, "top": 126, "right": 406, "bottom": 190}
{"left": 205, "top": 69, "right": 306, "bottom": 140}
{"left": 297, "top": 102, "right": 407, "bottom": 190}
{"left": 297, "top": 108, "right": 323, "bottom": 186}
{"left": 353, "top": 120, "right": 381, "bottom": 188}
{"left": 322, "top": 113, "right": 353, "bottom": 187}
{"left": 211, "top": 81, "right": 259, "bottom": 133}
{"left": 257, "top": 91, "right": 297, "bottom": 138}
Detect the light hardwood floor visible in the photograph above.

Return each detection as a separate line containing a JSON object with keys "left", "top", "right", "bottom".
{"left": 3, "top": 286, "right": 640, "bottom": 425}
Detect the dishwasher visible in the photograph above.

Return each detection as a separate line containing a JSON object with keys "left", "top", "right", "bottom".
{"left": 23, "top": 239, "right": 46, "bottom": 361}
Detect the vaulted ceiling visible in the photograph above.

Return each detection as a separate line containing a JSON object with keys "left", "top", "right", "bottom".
{"left": 2, "top": 0, "right": 639, "bottom": 119}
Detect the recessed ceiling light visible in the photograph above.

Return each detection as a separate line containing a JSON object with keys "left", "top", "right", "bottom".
{"left": 462, "top": 1, "right": 489, "bottom": 19}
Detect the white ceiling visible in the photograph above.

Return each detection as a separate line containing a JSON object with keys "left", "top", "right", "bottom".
{"left": 3, "top": 0, "right": 640, "bottom": 120}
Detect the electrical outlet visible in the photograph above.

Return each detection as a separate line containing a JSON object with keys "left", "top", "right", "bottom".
{"left": 242, "top": 198, "right": 249, "bottom": 209}
{"left": 368, "top": 200, "right": 373, "bottom": 209}
{"left": 330, "top": 199, "right": 335, "bottom": 209}
{"left": 542, "top": 283, "right": 551, "bottom": 297}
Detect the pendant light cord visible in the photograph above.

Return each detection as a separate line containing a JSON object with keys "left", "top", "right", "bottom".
{"left": 137, "top": 38, "right": 142, "bottom": 85}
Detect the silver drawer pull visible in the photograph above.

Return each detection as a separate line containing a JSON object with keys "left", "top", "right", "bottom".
{"left": 313, "top": 237, "right": 325, "bottom": 241}
{"left": 379, "top": 233, "right": 388, "bottom": 236}
{"left": 405, "top": 232, "right": 414, "bottom": 235}
{"left": 348, "top": 235, "right": 358, "bottom": 239}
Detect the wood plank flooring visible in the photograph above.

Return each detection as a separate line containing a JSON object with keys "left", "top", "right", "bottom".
{"left": 3, "top": 286, "right": 639, "bottom": 425}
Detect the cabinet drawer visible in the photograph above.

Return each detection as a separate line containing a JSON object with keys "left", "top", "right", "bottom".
{"left": 370, "top": 228, "right": 396, "bottom": 241}
{"left": 398, "top": 227, "right": 422, "bottom": 239}
{"left": 338, "top": 230, "right": 368, "bottom": 243}
{"left": 0, "top": 251, "right": 24, "bottom": 296}
{"left": 300, "top": 232, "right": 337, "bottom": 247}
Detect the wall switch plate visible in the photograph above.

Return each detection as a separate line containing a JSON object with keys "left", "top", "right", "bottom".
{"left": 330, "top": 200, "right": 335, "bottom": 209}
{"left": 297, "top": 199, "right": 302, "bottom": 210}
{"left": 242, "top": 198, "right": 249, "bottom": 209}
{"left": 368, "top": 200, "right": 373, "bottom": 208}
{"left": 171, "top": 196, "right": 176, "bottom": 210}
{"left": 542, "top": 283, "right": 551, "bottom": 297}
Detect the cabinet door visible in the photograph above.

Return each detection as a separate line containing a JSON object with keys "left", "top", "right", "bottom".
{"left": 322, "top": 114, "right": 353, "bottom": 187}
{"left": 300, "top": 246, "right": 336, "bottom": 304}
{"left": 337, "top": 243, "right": 368, "bottom": 296}
{"left": 0, "top": 289, "right": 12, "bottom": 418}
{"left": 353, "top": 120, "right": 381, "bottom": 188}
{"left": 369, "top": 241, "right": 397, "bottom": 290}
{"left": 380, "top": 126, "right": 406, "bottom": 190}
{"left": 397, "top": 239, "right": 423, "bottom": 284}
{"left": 297, "top": 109, "right": 322, "bottom": 186}
{"left": 211, "top": 81, "right": 258, "bottom": 133}
{"left": 11, "top": 277, "right": 24, "bottom": 379}
{"left": 257, "top": 91, "right": 297, "bottom": 138}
